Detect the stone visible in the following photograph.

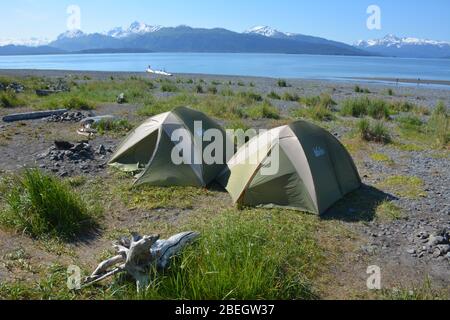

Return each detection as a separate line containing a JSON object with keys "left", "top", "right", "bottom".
{"left": 428, "top": 236, "right": 445, "bottom": 246}
{"left": 407, "top": 249, "right": 416, "bottom": 255}
{"left": 97, "top": 144, "right": 107, "bottom": 155}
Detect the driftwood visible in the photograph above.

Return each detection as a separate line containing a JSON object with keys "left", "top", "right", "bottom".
{"left": 35, "top": 89, "right": 63, "bottom": 97}
{"left": 84, "top": 232, "right": 199, "bottom": 291}
{"left": 2, "top": 109, "right": 68, "bottom": 123}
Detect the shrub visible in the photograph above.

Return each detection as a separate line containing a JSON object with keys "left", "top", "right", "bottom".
{"left": 367, "top": 99, "right": 390, "bottom": 120}
{"left": 341, "top": 97, "right": 369, "bottom": 117}
{"left": 195, "top": 84, "right": 204, "bottom": 94}
{"left": 391, "top": 100, "right": 415, "bottom": 113}
{"left": 387, "top": 88, "right": 395, "bottom": 96}
{"left": 357, "top": 119, "right": 391, "bottom": 144}
{"left": 0, "top": 90, "right": 23, "bottom": 108}
{"left": 0, "top": 169, "right": 94, "bottom": 239}
{"left": 277, "top": 79, "right": 288, "bottom": 87}
{"left": 267, "top": 91, "right": 281, "bottom": 100}
{"left": 354, "top": 85, "right": 370, "bottom": 93}
{"left": 282, "top": 92, "right": 300, "bottom": 102}
{"left": 207, "top": 86, "right": 218, "bottom": 95}
{"left": 237, "top": 81, "right": 245, "bottom": 87}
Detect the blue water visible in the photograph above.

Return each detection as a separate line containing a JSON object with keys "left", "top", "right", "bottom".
{"left": 0, "top": 52, "right": 450, "bottom": 81}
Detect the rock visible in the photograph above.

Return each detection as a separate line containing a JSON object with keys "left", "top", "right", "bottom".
{"left": 407, "top": 249, "right": 416, "bottom": 255}
{"left": 117, "top": 93, "right": 126, "bottom": 104}
{"left": 436, "top": 244, "right": 450, "bottom": 255}
{"left": 97, "top": 144, "right": 106, "bottom": 155}
{"left": 55, "top": 140, "right": 74, "bottom": 150}
{"left": 428, "top": 236, "right": 445, "bottom": 246}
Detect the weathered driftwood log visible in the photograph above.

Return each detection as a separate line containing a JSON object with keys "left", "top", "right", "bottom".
{"left": 84, "top": 231, "right": 199, "bottom": 291}
{"left": 2, "top": 109, "right": 68, "bottom": 123}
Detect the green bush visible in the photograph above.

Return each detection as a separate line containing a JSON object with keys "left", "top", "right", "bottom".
{"left": 0, "top": 169, "right": 94, "bottom": 239}
{"left": 397, "top": 115, "right": 423, "bottom": 131}
{"left": 195, "top": 85, "right": 204, "bottom": 94}
{"left": 357, "top": 119, "right": 391, "bottom": 144}
{"left": 267, "top": 91, "right": 281, "bottom": 100}
{"left": 341, "top": 97, "right": 389, "bottom": 119}
{"left": 277, "top": 79, "right": 288, "bottom": 87}
{"left": 0, "top": 90, "right": 23, "bottom": 108}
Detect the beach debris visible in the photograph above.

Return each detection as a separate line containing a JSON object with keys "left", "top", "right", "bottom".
{"left": 77, "top": 115, "right": 116, "bottom": 137}
{"left": 46, "top": 111, "right": 88, "bottom": 123}
{"left": 83, "top": 231, "right": 199, "bottom": 291}
{"left": 2, "top": 109, "right": 68, "bottom": 123}
{"left": 117, "top": 93, "right": 126, "bottom": 104}
{"left": 35, "top": 89, "right": 64, "bottom": 97}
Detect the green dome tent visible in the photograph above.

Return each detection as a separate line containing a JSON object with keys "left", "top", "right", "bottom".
{"left": 218, "top": 120, "right": 361, "bottom": 215}
{"left": 109, "top": 107, "right": 229, "bottom": 187}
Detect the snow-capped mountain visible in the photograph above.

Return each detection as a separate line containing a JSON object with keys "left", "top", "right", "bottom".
{"left": 0, "top": 37, "right": 50, "bottom": 47}
{"left": 355, "top": 34, "right": 450, "bottom": 58}
{"left": 57, "top": 29, "right": 85, "bottom": 40}
{"left": 244, "top": 26, "right": 294, "bottom": 38}
{"left": 104, "top": 21, "right": 162, "bottom": 38}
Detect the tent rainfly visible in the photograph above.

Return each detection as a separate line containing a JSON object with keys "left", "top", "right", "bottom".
{"left": 218, "top": 120, "right": 361, "bottom": 215}
{"left": 109, "top": 107, "right": 229, "bottom": 187}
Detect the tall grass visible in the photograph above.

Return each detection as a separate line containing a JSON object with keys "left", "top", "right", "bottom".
{"left": 341, "top": 97, "right": 390, "bottom": 119}
{"left": 427, "top": 101, "right": 449, "bottom": 148}
{"left": 0, "top": 90, "right": 23, "bottom": 108}
{"left": 0, "top": 169, "right": 94, "bottom": 239}
{"left": 294, "top": 94, "right": 336, "bottom": 121}
{"left": 357, "top": 119, "right": 391, "bottom": 144}
{"left": 135, "top": 209, "right": 320, "bottom": 299}
{"left": 246, "top": 102, "right": 280, "bottom": 120}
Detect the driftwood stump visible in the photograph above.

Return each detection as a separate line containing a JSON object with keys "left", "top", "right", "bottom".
{"left": 84, "top": 231, "right": 199, "bottom": 291}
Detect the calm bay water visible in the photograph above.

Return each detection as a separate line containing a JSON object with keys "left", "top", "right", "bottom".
{"left": 0, "top": 52, "right": 449, "bottom": 81}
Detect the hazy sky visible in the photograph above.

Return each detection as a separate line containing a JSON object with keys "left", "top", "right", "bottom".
{"left": 1, "top": 0, "right": 449, "bottom": 44}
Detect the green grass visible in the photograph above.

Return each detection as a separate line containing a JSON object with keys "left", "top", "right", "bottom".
{"left": 0, "top": 169, "right": 95, "bottom": 240}
{"left": 379, "top": 278, "right": 448, "bottom": 300}
{"left": 281, "top": 92, "right": 300, "bottom": 102}
{"left": 354, "top": 85, "right": 371, "bottom": 94}
{"left": 427, "top": 101, "right": 449, "bottom": 148}
{"left": 161, "top": 82, "right": 179, "bottom": 93}
{"left": 237, "top": 91, "right": 263, "bottom": 102}
{"left": 267, "top": 91, "right": 281, "bottom": 100}
{"left": 0, "top": 209, "right": 324, "bottom": 300}
{"left": 195, "top": 84, "right": 204, "bottom": 94}
{"left": 375, "top": 201, "right": 404, "bottom": 222}
{"left": 377, "top": 175, "right": 426, "bottom": 199}
{"left": 246, "top": 102, "right": 281, "bottom": 120}
{"left": 357, "top": 119, "right": 391, "bottom": 144}
{"left": 370, "top": 153, "right": 393, "bottom": 164}
{"left": 0, "top": 90, "right": 24, "bottom": 108}
{"left": 340, "top": 97, "right": 390, "bottom": 119}
{"left": 293, "top": 94, "right": 336, "bottom": 122}
{"left": 92, "top": 119, "right": 133, "bottom": 136}
{"left": 207, "top": 86, "right": 218, "bottom": 95}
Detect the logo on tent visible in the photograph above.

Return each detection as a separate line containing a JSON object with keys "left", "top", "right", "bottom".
{"left": 313, "top": 146, "right": 326, "bottom": 158}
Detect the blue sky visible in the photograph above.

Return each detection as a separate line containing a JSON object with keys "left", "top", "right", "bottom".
{"left": 1, "top": 0, "right": 449, "bottom": 44}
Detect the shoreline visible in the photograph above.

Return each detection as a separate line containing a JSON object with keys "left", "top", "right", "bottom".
{"left": 1, "top": 69, "right": 450, "bottom": 88}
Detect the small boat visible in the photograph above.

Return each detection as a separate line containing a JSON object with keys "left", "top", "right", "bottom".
{"left": 146, "top": 65, "right": 173, "bottom": 77}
